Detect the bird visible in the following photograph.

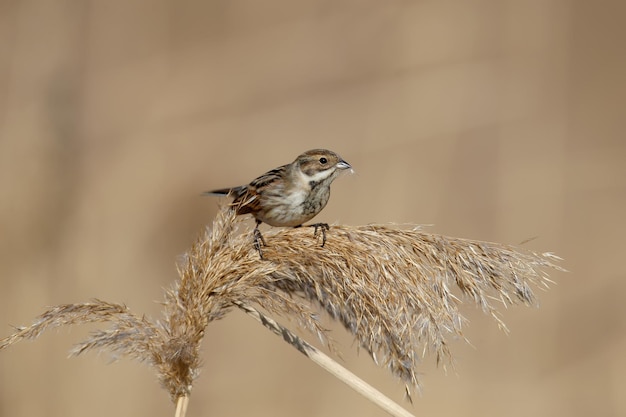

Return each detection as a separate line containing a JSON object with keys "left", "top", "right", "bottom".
{"left": 205, "top": 149, "right": 352, "bottom": 257}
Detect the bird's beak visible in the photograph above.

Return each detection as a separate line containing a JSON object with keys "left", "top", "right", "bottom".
{"left": 336, "top": 160, "right": 352, "bottom": 170}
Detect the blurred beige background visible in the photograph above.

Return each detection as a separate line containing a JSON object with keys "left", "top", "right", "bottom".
{"left": 1, "top": 1, "right": 624, "bottom": 416}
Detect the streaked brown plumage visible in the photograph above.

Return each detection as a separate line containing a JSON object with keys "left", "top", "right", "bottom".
{"left": 205, "top": 149, "right": 352, "bottom": 256}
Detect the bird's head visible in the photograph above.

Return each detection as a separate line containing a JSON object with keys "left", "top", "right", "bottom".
{"left": 294, "top": 149, "right": 352, "bottom": 184}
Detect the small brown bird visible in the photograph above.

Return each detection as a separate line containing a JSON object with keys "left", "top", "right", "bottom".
{"left": 205, "top": 149, "right": 352, "bottom": 257}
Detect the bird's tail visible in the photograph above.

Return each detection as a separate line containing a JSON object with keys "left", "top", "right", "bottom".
{"left": 202, "top": 188, "right": 235, "bottom": 196}
{"left": 203, "top": 187, "right": 247, "bottom": 215}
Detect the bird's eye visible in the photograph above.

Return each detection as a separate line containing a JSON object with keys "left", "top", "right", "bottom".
{"left": 319, "top": 157, "right": 328, "bottom": 164}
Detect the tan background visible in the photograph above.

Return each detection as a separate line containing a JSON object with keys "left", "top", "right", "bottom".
{"left": 1, "top": 1, "right": 624, "bottom": 416}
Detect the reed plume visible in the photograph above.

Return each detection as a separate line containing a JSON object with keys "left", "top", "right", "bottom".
{"left": 0, "top": 206, "right": 563, "bottom": 414}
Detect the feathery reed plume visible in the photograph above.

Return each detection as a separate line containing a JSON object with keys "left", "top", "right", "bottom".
{"left": 1, "top": 206, "right": 563, "bottom": 414}
{"left": 262, "top": 223, "right": 562, "bottom": 388}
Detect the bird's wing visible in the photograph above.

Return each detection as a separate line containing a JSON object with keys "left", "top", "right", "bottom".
{"left": 249, "top": 165, "right": 287, "bottom": 190}
{"left": 233, "top": 164, "right": 288, "bottom": 215}
{"left": 204, "top": 164, "right": 288, "bottom": 215}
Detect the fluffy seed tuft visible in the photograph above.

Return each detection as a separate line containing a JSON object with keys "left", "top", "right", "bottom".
{"left": 0, "top": 206, "right": 563, "bottom": 402}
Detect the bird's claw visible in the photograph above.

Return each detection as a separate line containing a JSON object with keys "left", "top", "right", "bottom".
{"left": 310, "top": 223, "right": 330, "bottom": 247}
{"left": 253, "top": 227, "right": 266, "bottom": 259}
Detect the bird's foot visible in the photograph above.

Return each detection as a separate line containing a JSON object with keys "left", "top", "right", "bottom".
{"left": 309, "top": 223, "right": 330, "bottom": 247}
{"left": 253, "top": 227, "right": 267, "bottom": 259}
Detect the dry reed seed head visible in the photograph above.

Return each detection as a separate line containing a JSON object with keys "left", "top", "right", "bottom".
{"left": 244, "top": 221, "right": 561, "bottom": 387}
{"left": 155, "top": 208, "right": 335, "bottom": 398}
{"left": 0, "top": 205, "right": 562, "bottom": 400}
{"left": 0, "top": 300, "right": 153, "bottom": 352}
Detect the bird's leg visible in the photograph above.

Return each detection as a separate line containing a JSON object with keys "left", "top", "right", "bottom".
{"left": 309, "top": 223, "right": 330, "bottom": 247}
{"left": 253, "top": 220, "right": 267, "bottom": 259}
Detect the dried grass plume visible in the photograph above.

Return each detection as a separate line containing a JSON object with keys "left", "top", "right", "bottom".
{"left": 1, "top": 206, "right": 563, "bottom": 412}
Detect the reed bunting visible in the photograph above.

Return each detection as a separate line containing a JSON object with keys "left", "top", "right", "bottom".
{"left": 205, "top": 149, "right": 352, "bottom": 257}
